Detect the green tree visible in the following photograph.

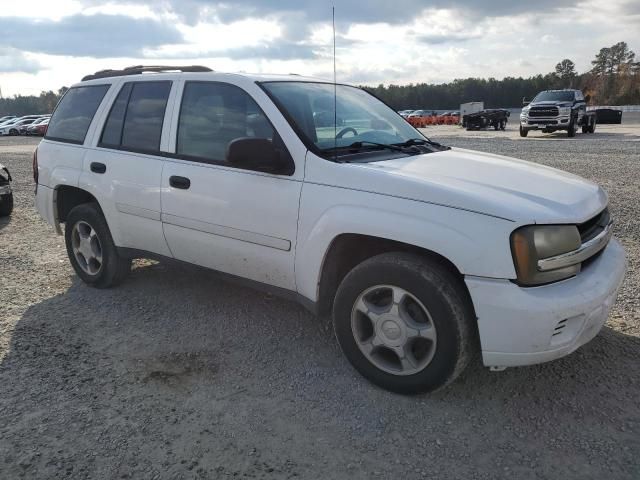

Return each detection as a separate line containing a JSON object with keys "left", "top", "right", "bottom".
{"left": 555, "top": 59, "right": 576, "bottom": 80}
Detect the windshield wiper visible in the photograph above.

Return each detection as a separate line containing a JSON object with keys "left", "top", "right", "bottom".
{"left": 324, "top": 140, "right": 406, "bottom": 154}
{"left": 397, "top": 138, "right": 450, "bottom": 150}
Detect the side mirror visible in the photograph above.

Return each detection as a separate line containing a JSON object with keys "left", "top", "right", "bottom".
{"left": 226, "top": 137, "right": 294, "bottom": 175}
{"left": 522, "top": 97, "right": 530, "bottom": 106}
{"left": 584, "top": 94, "right": 591, "bottom": 103}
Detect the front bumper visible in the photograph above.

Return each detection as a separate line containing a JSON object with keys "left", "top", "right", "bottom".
{"left": 466, "top": 238, "right": 626, "bottom": 367}
{"left": 520, "top": 114, "right": 570, "bottom": 130}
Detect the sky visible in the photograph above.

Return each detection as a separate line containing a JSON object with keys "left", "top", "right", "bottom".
{"left": 0, "top": 0, "right": 638, "bottom": 96}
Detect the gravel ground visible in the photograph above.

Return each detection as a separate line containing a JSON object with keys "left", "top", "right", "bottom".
{"left": 0, "top": 120, "right": 638, "bottom": 479}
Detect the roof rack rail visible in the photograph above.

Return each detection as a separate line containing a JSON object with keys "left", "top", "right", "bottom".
{"left": 81, "top": 65, "right": 213, "bottom": 81}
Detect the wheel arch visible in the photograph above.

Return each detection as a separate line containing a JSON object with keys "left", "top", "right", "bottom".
{"left": 54, "top": 185, "right": 100, "bottom": 232}
{"left": 315, "top": 233, "right": 472, "bottom": 318}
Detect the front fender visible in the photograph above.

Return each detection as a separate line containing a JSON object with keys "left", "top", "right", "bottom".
{"left": 294, "top": 185, "right": 517, "bottom": 302}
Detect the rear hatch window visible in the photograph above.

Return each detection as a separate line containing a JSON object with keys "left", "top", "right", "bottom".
{"left": 46, "top": 85, "right": 110, "bottom": 144}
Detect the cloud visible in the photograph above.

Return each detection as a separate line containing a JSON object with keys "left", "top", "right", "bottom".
{"left": 0, "top": 14, "right": 183, "bottom": 58}
{"left": 417, "top": 33, "right": 482, "bottom": 44}
{"left": 0, "top": 48, "right": 42, "bottom": 74}
{"left": 83, "top": 0, "right": 582, "bottom": 25}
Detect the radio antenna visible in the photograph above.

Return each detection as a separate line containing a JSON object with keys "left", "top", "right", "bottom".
{"left": 333, "top": 6, "right": 337, "bottom": 160}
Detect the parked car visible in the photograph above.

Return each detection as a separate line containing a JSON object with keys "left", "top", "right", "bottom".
{"left": 398, "top": 110, "right": 414, "bottom": 118}
{"left": 0, "top": 118, "right": 37, "bottom": 136}
{"left": 0, "top": 162, "right": 13, "bottom": 217}
{"left": 34, "top": 65, "right": 626, "bottom": 394}
{"left": 0, "top": 118, "right": 20, "bottom": 129}
{"left": 25, "top": 117, "right": 50, "bottom": 135}
{"left": 520, "top": 89, "right": 596, "bottom": 137}
{"left": 19, "top": 118, "right": 48, "bottom": 135}
{"left": 0, "top": 115, "right": 16, "bottom": 124}
{"left": 594, "top": 108, "right": 622, "bottom": 124}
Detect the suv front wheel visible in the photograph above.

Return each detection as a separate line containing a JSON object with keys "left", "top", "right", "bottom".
{"left": 65, "top": 203, "right": 131, "bottom": 288}
{"left": 332, "top": 252, "right": 477, "bottom": 394}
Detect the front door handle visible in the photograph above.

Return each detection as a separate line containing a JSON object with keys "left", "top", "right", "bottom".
{"left": 169, "top": 175, "right": 191, "bottom": 189}
{"left": 90, "top": 162, "right": 106, "bottom": 174}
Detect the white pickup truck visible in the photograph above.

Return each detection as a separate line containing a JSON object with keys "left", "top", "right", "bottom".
{"left": 34, "top": 66, "right": 626, "bottom": 394}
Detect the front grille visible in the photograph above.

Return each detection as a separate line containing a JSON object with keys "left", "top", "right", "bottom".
{"left": 529, "top": 106, "right": 559, "bottom": 117}
{"left": 578, "top": 208, "right": 610, "bottom": 243}
{"left": 529, "top": 120, "right": 558, "bottom": 125}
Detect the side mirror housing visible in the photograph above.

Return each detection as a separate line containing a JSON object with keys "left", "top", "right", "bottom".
{"left": 226, "top": 137, "right": 294, "bottom": 175}
{"left": 522, "top": 97, "right": 530, "bottom": 106}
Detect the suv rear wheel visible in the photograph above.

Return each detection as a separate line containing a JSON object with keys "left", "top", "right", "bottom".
{"left": 64, "top": 203, "right": 131, "bottom": 288}
{"left": 332, "top": 252, "right": 477, "bottom": 394}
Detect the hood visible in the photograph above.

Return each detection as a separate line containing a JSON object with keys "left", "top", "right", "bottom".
{"left": 343, "top": 148, "right": 607, "bottom": 224}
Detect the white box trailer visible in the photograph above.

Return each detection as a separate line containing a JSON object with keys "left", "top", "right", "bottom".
{"left": 460, "top": 102, "right": 484, "bottom": 124}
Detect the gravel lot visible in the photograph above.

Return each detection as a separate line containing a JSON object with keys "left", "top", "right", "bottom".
{"left": 1, "top": 118, "right": 638, "bottom": 479}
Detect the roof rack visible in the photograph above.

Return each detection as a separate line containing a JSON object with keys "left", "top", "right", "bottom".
{"left": 81, "top": 65, "right": 213, "bottom": 81}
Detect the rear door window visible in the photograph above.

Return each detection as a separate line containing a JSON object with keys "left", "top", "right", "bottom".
{"left": 45, "top": 85, "right": 110, "bottom": 144}
{"left": 99, "top": 81, "right": 172, "bottom": 153}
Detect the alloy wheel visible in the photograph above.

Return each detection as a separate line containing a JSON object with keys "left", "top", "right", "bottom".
{"left": 351, "top": 285, "right": 437, "bottom": 376}
{"left": 71, "top": 220, "right": 103, "bottom": 275}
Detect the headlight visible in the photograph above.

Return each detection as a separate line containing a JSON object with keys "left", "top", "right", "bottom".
{"left": 511, "top": 225, "right": 581, "bottom": 286}
{"left": 558, "top": 107, "right": 571, "bottom": 115}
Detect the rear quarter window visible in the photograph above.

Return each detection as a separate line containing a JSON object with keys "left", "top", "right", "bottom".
{"left": 46, "top": 84, "right": 110, "bottom": 144}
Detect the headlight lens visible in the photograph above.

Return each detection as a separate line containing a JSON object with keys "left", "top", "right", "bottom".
{"left": 511, "top": 225, "right": 581, "bottom": 286}
{"left": 558, "top": 107, "right": 571, "bottom": 115}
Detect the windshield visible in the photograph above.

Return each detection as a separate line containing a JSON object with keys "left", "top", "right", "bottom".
{"left": 261, "top": 82, "right": 427, "bottom": 156}
{"left": 532, "top": 91, "right": 575, "bottom": 102}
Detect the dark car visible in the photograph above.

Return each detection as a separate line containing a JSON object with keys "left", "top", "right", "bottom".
{"left": 595, "top": 108, "right": 623, "bottom": 124}
{"left": 0, "top": 163, "right": 13, "bottom": 217}
{"left": 26, "top": 118, "right": 50, "bottom": 136}
{"left": 18, "top": 118, "right": 42, "bottom": 135}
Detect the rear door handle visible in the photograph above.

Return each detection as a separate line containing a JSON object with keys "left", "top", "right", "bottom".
{"left": 90, "top": 162, "right": 106, "bottom": 174}
{"left": 169, "top": 176, "right": 191, "bottom": 189}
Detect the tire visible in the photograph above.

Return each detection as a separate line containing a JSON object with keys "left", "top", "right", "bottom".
{"left": 500, "top": 120, "right": 506, "bottom": 130}
{"left": 519, "top": 126, "right": 528, "bottom": 137}
{"left": 0, "top": 193, "right": 13, "bottom": 217}
{"left": 332, "top": 252, "right": 477, "bottom": 394}
{"left": 589, "top": 118, "right": 596, "bottom": 133}
{"left": 567, "top": 116, "right": 576, "bottom": 137}
{"left": 582, "top": 124, "right": 589, "bottom": 134}
{"left": 64, "top": 203, "right": 131, "bottom": 288}
{"left": 9, "top": 129, "right": 18, "bottom": 136}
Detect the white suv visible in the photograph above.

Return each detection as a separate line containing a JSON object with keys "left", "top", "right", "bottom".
{"left": 34, "top": 65, "right": 626, "bottom": 394}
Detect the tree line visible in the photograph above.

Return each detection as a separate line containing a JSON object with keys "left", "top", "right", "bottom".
{"left": 0, "top": 42, "right": 637, "bottom": 114}
{"left": 365, "top": 41, "right": 640, "bottom": 109}
{"left": 0, "top": 87, "right": 67, "bottom": 116}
